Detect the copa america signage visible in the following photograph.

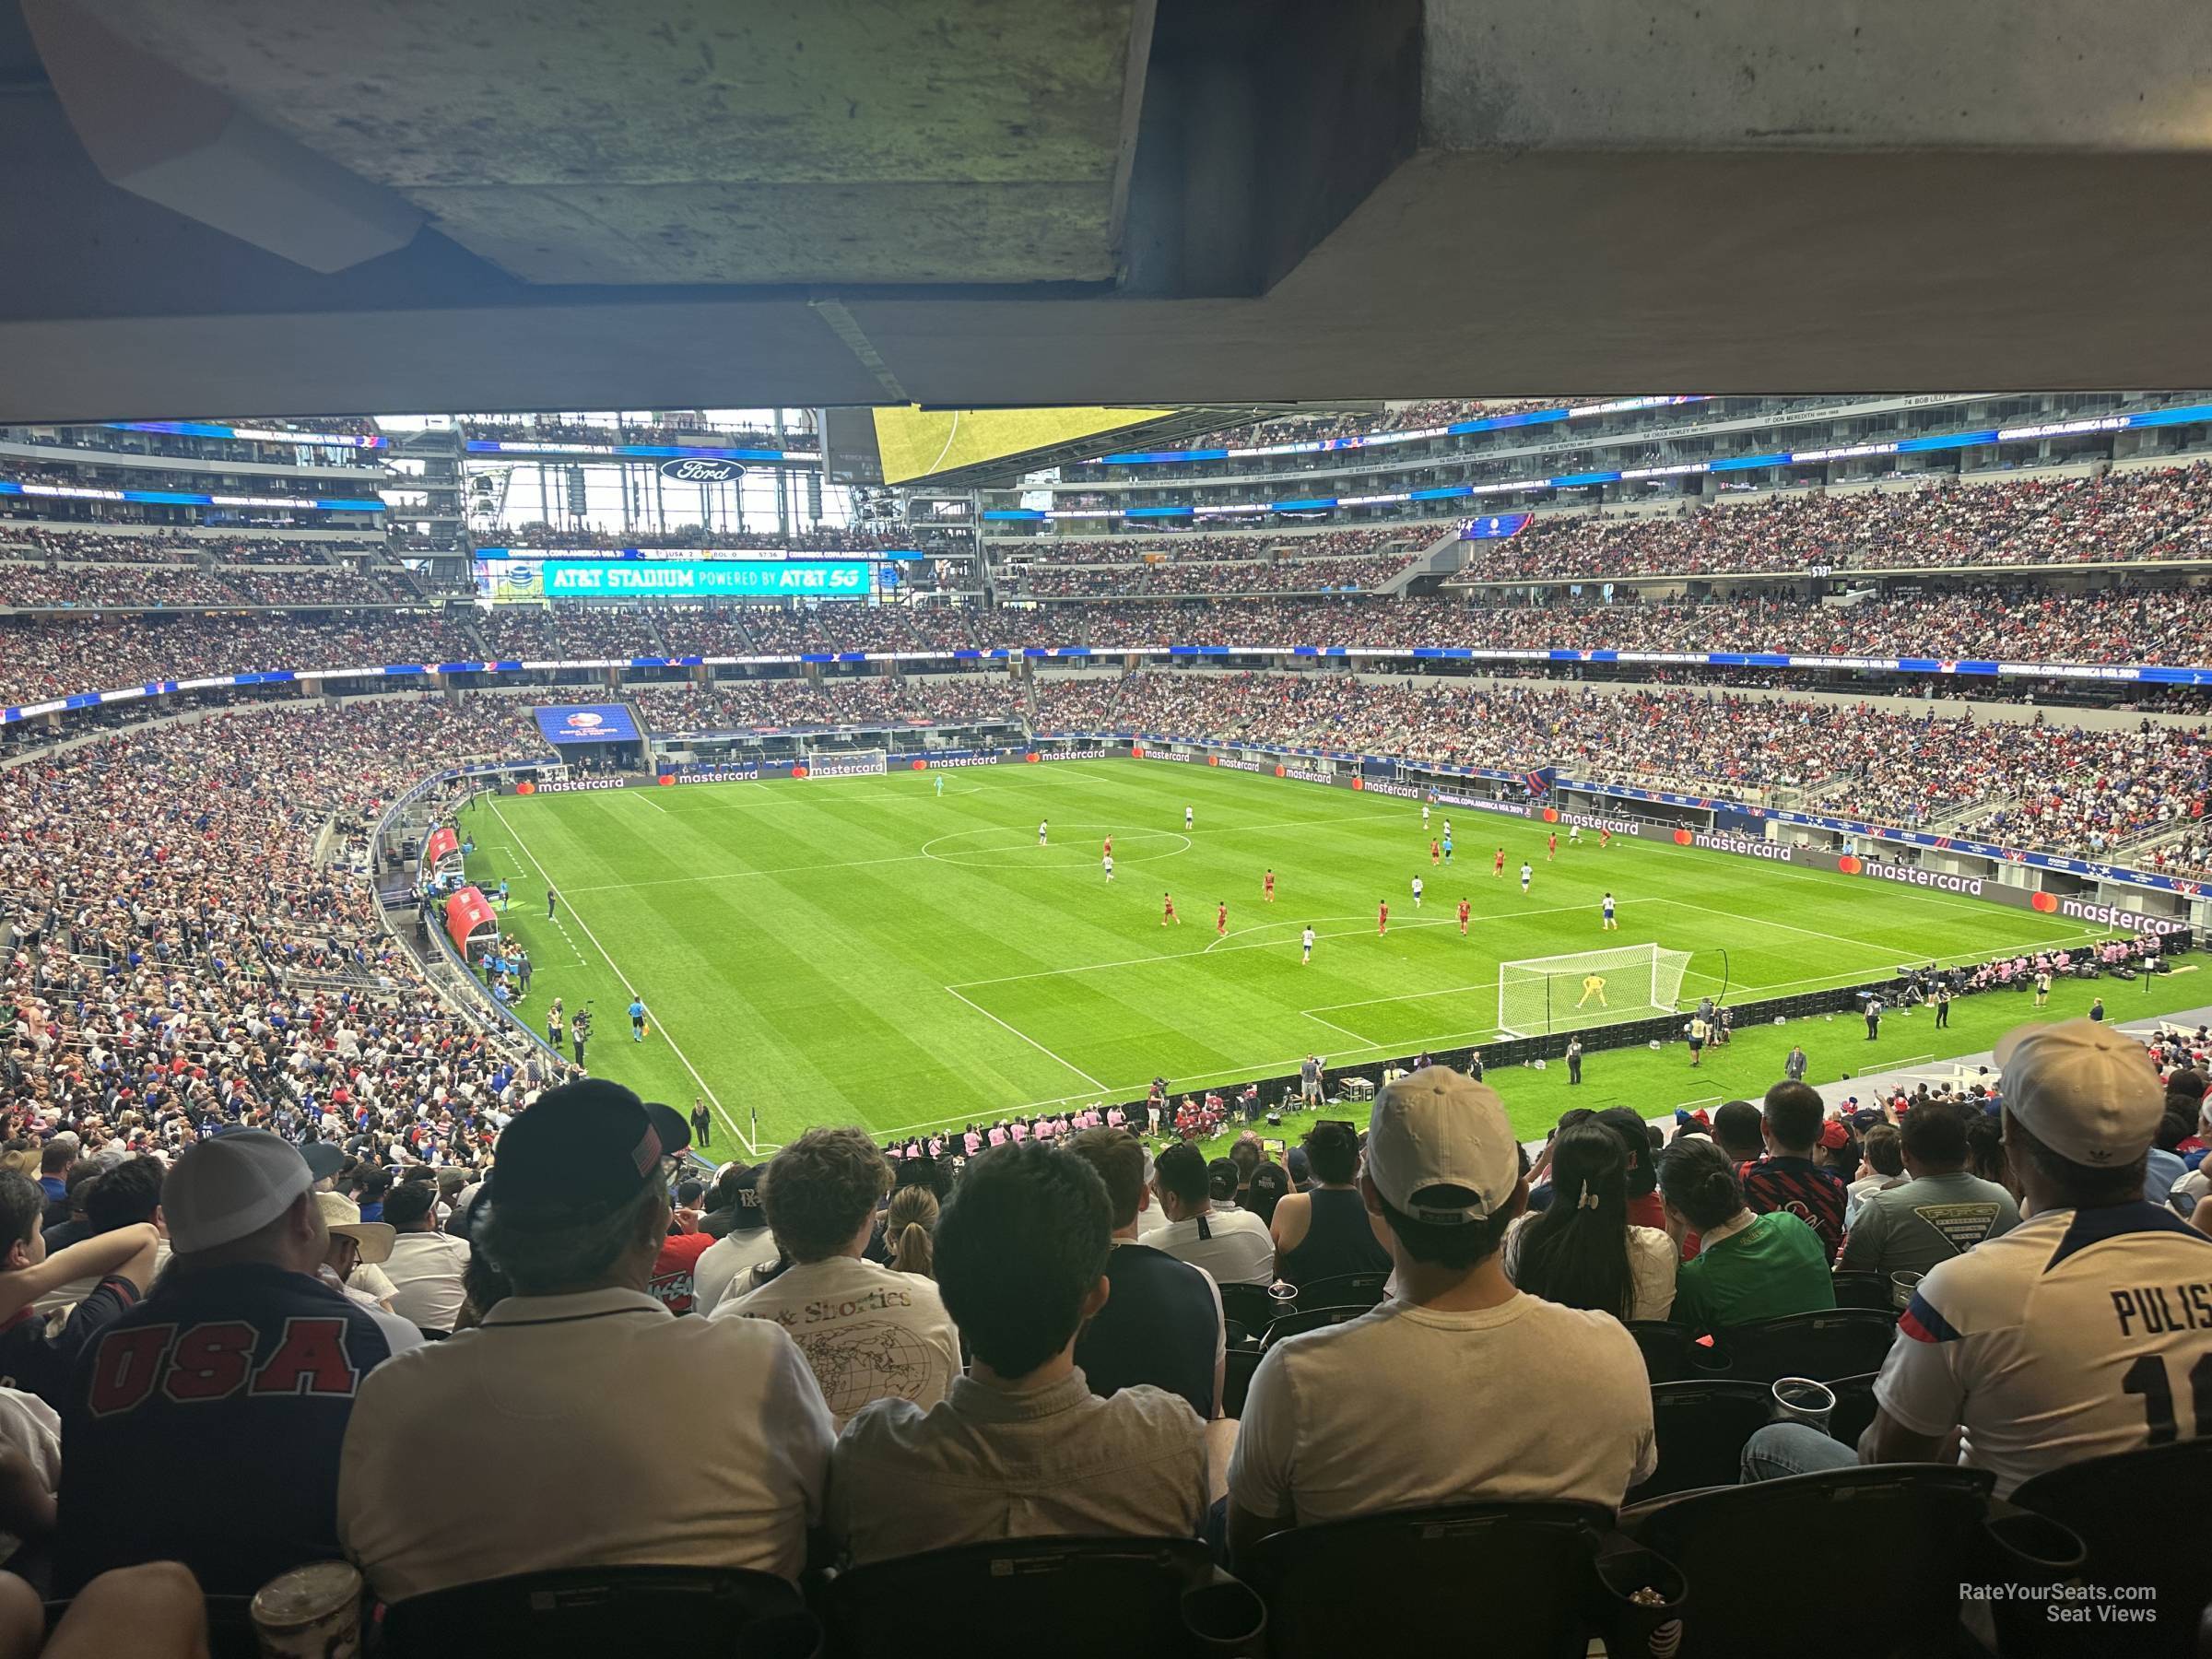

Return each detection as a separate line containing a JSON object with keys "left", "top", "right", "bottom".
{"left": 659, "top": 457, "right": 746, "bottom": 484}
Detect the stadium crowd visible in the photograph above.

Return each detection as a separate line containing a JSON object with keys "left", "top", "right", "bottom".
{"left": 1482, "top": 463, "right": 2212, "bottom": 581}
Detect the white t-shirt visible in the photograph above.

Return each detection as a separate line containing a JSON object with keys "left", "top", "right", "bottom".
{"left": 1153, "top": 1206, "right": 1275, "bottom": 1286}
{"left": 712, "top": 1255, "right": 960, "bottom": 1429}
{"left": 1229, "top": 1293, "right": 1654, "bottom": 1524}
{"left": 0, "top": 1386, "right": 58, "bottom": 1564}
{"left": 1877, "top": 1203, "right": 2212, "bottom": 1497}
{"left": 1501, "top": 1216, "right": 1677, "bottom": 1323}
{"left": 693, "top": 1228, "right": 782, "bottom": 1318}
{"left": 383, "top": 1231, "right": 473, "bottom": 1333}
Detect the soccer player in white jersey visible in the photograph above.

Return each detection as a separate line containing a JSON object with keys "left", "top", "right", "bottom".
{"left": 1519, "top": 862, "right": 1533, "bottom": 894}
{"left": 1039, "top": 820, "right": 1048, "bottom": 845}
{"left": 1410, "top": 875, "right": 1424, "bottom": 909}
{"left": 1601, "top": 892, "right": 1617, "bottom": 931}
{"left": 1102, "top": 853, "right": 1114, "bottom": 883}
{"left": 1185, "top": 805, "right": 1194, "bottom": 830}
{"left": 1741, "top": 1019, "right": 2212, "bottom": 1496}
{"left": 1569, "top": 824, "right": 1581, "bottom": 844}
{"left": 1422, "top": 803, "right": 1430, "bottom": 830}
{"left": 1300, "top": 925, "right": 1315, "bottom": 965}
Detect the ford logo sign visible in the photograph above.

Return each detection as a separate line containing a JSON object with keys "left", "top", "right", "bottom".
{"left": 660, "top": 457, "right": 746, "bottom": 484}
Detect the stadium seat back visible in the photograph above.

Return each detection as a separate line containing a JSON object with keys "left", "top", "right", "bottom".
{"left": 2007, "top": 1441, "right": 2212, "bottom": 1658}
{"left": 1823, "top": 1371, "right": 1879, "bottom": 1450}
{"left": 1259, "top": 1303, "right": 1371, "bottom": 1350}
{"left": 1246, "top": 1502, "right": 1673, "bottom": 1659}
{"left": 1625, "top": 1465, "right": 1996, "bottom": 1657}
{"left": 380, "top": 1565, "right": 807, "bottom": 1659}
{"left": 1632, "top": 1380, "right": 1776, "bottom": 1500}
{"left": 825, "top": 1537, "right": 1242, "bottom": 1659}
{"left": 1623, "top": 1320, "right": 1701, "bottom": 1384}
{"left": 1223, "top": 1346, "right": 1262, "bottom": 1418}
{"left": 1828, "top": 1271, "right": 1895, "bottom": 1312}
{"left": 1287, "top": 1270, "right": 1389, "bottom": 1310}
{"left": 1216, "top": 1282, "right": 1278, "bottom": 1335}
{"left": 1711, "top": 1308, "right": 1899, "bottom": 1382}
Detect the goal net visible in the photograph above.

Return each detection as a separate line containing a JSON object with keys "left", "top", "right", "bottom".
{"left": 1498, "top": 943, "right": 1693, "bottom": 1038}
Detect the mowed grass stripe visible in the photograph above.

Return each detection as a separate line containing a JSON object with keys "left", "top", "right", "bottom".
{"left": 465, "top": 760, "right": 2172, "bottom": 1144}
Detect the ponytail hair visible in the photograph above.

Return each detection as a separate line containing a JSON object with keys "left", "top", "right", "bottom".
{"left": 1511, "top": 1123, "right": 1635, "bottom": 1319}
{"left": 1658, "top": 1135, "right": 1747, "bottom": 1233}
{"left": 886, "top": 1185, "right": 940, "bottom": 1278}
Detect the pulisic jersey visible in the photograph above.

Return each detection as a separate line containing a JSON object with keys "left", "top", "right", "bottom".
{"left": 1878, "top": 1202, "right": 2212, "bottom": 1497}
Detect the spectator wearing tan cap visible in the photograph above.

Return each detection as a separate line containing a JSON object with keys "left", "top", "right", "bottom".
{"left": 1745, "top": 1019, "right": 2212, "bottom": 1494}
{"left": 1227, "top": 1067, "right": 1654, "bottom": 1568}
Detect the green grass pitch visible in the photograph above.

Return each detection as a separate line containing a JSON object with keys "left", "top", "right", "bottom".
{"left": 459, "top": 759, "right": 2203, "bottom": 1156}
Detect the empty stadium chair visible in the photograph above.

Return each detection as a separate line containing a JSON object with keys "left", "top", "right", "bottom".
{"left": 380, "top": 1566, "right": 811, "bottom": 1659}
{"left": 1710, "top": 1309, "right": 1899, "bottom": 1382}
{"left": 1624, "top": 1465, "right": 2079, "bottom": 1659}
{"left": 1216, "top": 1282, "right": 1278, "bottom": 1335}
{"left": 1632, "top": 1380, "right": 1777, "bottom": 1500}
{"left": 1244, "top": 1502, "right": 1682, "bottom": 1659}
{"left": 1824, "top": 1371, "right": 1879, "bottom": 1451}
{"left": 1259, "top": 1303, "right": 1371, "bottom": 1350}
{"left": 1828, "top": 1270, "right": 1895, "bottom": 1312}
{"left": 1285, "top": 1270, "right": 1389, "bottom": 1310}
{"left": 2004, "top": 1441, "right": 2212, "bottom": 1658}
{"left": 1223, "top": 1346, "right": 1262, "bottom": 1418}
{"left": 1624, "top": 1319, "right": 1703, "bottom": 1384}
{"left": 824, "top": 1537, "right": 1262, "bottom": 1659}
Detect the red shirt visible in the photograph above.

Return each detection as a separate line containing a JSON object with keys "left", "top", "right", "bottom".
{"left": 649, "top": 1232, "right": 715, "bottom": 1313}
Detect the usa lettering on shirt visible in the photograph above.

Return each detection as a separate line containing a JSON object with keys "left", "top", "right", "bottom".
{"left": 85, "top": 1317, "right": 359, "bottom": 1416}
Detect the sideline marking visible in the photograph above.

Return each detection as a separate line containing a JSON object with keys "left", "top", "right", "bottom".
{"left": 490, "top": 797, "right": 754, "bottom": 1156}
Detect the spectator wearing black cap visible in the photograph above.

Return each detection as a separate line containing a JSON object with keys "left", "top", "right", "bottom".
{"left": 380, "top": 1181, "right": 471, "bottom": 1335}
{"left": 54, "top": 1129, "right": 408, "bottom": 1596}
{"left": 338, "top": 1080, "right": 835, "bottom": 1601}
{"left": 1227, "top": 1070, "right": 1653, "bottom": 1569}
{"left": 1837, "top": 1102, "right": 2018, "bottom": 1281}
{"left": 830, "top": 1142, "right": 1207, "bottom": 1565}
{"left": 693, "top": 1166, "right": 778, "bottom": 1316}
{"left": 1151, "top": 1143, "right": 1275, "bottom": 1286}
{"left": 1269, "top": 1120, "right": 1390, "bottom": 1289}
{"left": 1064, "top": 1128, "right": 1224, "bottom": 1424}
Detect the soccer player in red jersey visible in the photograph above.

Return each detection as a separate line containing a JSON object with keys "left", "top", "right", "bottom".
{"left": 1263, "top": 868, "right": 1276, "bottom": 902}
{"left": 1377, "top": 899, "right": 1389, "bottom": 935}
{"left": 1493, "top": 847, "right": 1506, "bottom": 878}
{"left": 1599, "top": 828, "right": 1612, "bottom": 850}
{"left": 1103, "top": 834, "right": 1112, "bottom": 858}
{"left": 1162, "top": 892, "right": 1180, "bottom": 926}
{"left": 1457, "top": 897, "right": 1471, "bottom": 935}
{"left": 1547, "top": 831, "right": 1558, "bottom": 861}
{"left": 1430, "top": 839, "right": 1441, "bottom": 866}
{"left": 1217, "top": 900, "right": 1229, "bottom": 937}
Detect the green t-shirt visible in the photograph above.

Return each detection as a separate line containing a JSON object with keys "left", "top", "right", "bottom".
{"left": 1672, "top": 1211, "right": 1838, "bottom": 1334}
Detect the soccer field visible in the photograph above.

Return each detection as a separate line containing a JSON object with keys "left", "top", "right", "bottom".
{"left": 460, "top": 759, "right": 2183, "bottom": 1154}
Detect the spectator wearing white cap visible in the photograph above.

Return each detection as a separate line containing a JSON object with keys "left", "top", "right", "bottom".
{"left": 1226, "top": 1067, "right": 1654, "bottom": 1568}
{"left": 338, "top": 1080, "right": 834, "bottom": 1602}
{"left": 1744, "top": 1019, "right": 2212, "bottom": 1495}
{"left": 53, "top": 1128, "right": 409, "bottom": 1597}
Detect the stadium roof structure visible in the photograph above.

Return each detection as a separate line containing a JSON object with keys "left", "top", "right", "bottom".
{"left": 6, "top": 0, "right": 2212, "bottom": 421}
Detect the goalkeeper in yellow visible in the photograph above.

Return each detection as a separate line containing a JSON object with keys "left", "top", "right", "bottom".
{"left": 1576, "top": 972, "right": 1608, "bottom": 1010}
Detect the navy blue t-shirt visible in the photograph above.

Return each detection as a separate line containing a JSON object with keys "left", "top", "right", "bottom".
{"left": 56, "top": 1262, "right": 398, "bottom": 1595}
{"left": 0, "top": 1274, "right": 138, "bottom": 1411}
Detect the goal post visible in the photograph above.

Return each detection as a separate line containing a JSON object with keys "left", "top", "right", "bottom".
{"left": 1498, "top": 943, "right": 1694, "bottom": 1038}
